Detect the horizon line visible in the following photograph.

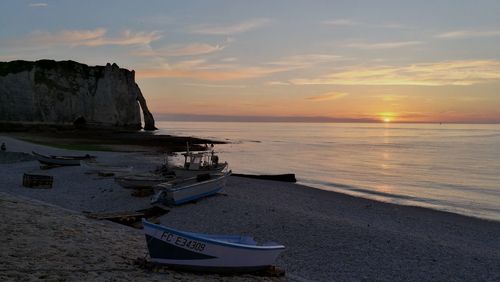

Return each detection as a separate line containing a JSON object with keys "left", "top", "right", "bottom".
{"left": 153, "top": 113, "right": 500, "bottom": 125}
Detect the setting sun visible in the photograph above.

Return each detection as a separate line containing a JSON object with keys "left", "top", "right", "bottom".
{"left": 379, "top": 112, "right": 396, "bottom": 123}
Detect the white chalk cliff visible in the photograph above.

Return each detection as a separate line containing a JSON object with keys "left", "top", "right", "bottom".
{"left": 0, "top": 60, "right": 156, "bottom": 130}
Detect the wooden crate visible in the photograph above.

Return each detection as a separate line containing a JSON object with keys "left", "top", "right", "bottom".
{"left": 22, "top": 173, "right": 53, "bottom": 188}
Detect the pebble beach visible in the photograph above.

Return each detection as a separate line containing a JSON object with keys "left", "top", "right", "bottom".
{"left": 1, "top": 135, "right": 499, "bottom": 281}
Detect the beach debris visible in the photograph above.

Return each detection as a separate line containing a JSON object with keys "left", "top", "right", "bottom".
{"left": 84, "top": 206, "right": 168, "bottom": 229}
{"left": 22, "top": 173, "right": 53, "bottom": 189}
{"left": 98, "top": 171, "right": 115, "bottom": 177}
{"left": 232, "top": 173, "right": 297, "bottom": 183}
{"left": 131, "top": 188, "right": 154, "bottom": 197}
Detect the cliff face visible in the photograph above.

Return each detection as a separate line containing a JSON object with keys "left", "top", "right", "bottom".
{"left": 0, "top": 60, "right": 156, "bottom": 130}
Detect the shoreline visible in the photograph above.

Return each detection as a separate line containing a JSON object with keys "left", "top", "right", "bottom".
{"left": 1, "top": 128, "right": 225, "bottom": 153}
{"left": 1, "top": 135, "right": 499, "bottom": 280}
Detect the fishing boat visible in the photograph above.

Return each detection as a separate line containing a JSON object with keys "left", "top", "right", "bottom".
{"left": 114, "top": 173, "right": 175, "bottom": 189}
{"left": 32, "top": 151, "right": 94, "bottom": 166}
{"left": 169, "top": 144, "right": 228, "bottom": 177}
{"left": 151, "top": 171, "right": 231, "bottom": 205}
{"left": 143, "top": 219, "right": 285, "bottom": 271}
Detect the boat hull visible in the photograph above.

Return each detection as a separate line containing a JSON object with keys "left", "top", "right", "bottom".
{"left": 143, "top": 220, "right": 284, "bottom": 271}
{"left": 172, "top": 162, "right": 228, "bottom": 177}
{"left": 115, "top": 176, "right": 172, "bottom": 189}
{"left": 153, "top": 172, "right": 230, "bottom": 205}
{"left": 32, "top": 151, "right": 82, "bottom": 166}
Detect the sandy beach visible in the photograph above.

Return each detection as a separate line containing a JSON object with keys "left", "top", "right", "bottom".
{"left": 1, "top": 135, "right": 499, "bottom": 281}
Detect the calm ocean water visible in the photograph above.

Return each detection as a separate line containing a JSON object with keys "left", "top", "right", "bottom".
{"left": 157, "top": 121, "right": 500, "bottom": 221}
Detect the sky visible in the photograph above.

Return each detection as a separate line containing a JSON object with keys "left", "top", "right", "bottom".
{"left": 1, "top": 0, "right": 500, "bottom": 123}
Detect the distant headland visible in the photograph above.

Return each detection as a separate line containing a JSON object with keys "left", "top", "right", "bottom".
{"left": 0, "top": 60, "right": 156, "bottom": 131}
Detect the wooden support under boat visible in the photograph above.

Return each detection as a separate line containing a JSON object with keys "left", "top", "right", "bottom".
{"left": 134, "top": 257, "right": 285, "bottom": 276}
{"left": 84, "top": 206, "right": 168, "bottom": 228}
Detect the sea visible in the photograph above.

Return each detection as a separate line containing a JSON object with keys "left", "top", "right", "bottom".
{"left": 156, "top": 121, "right": 500, "bottom": 221}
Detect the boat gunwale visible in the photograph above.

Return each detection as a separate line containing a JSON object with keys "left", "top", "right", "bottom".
{"left": 143, "top": 220, "right": 285, "bottom": 251}
{"left": 167, "top": 174, "right": 229, "bottom": 192}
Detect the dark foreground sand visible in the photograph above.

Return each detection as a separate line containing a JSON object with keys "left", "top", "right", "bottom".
{"left": 1, "top": 136, "right": 499, "bottom": 281}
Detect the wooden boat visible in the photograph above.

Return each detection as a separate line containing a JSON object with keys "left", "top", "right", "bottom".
{"left": 151, "top": 171, "right": 231, "bottom": 205}
{"left": 114, "top": 173, "right": 175, "bottom": 189}
{"left": 81, "top": 160, "right": 133, "bottom": 174}
{"left": 32, "top": 151, "right": 93, "bottom": 166}
{"left": 143, "top": 219, "right": 285, "bottom": 272}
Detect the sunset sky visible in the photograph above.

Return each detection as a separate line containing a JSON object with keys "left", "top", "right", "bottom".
{"left": 1, "top": 1, "right": 500, "bottom": 123}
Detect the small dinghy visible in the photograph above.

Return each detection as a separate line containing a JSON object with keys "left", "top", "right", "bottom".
{"left": 143, "top": 219, "right": 285, "bottom": 272}
{"left": 151, "top": 171, "right": 231, "bottom": 205}
{"left": 32, "top": 151, "right": 94, "bottom": 166}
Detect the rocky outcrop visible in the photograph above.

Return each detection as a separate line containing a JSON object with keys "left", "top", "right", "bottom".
{"left": 0, "top": 60, "right": 156, "bottom": 130}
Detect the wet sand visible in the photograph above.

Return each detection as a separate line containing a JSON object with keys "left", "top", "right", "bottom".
{"left": 0, "top": 135, "right": 499, "bottom": 281}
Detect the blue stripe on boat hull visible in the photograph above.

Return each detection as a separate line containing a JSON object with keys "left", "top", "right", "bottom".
{"left": 173, "top": 186, "right": 223, "bottom": 205}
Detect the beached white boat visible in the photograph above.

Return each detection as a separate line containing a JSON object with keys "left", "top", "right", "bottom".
{"left": 143, "top": 219, "right": 285, "bottom": 271}
{"left": 32, "top": 151, "right": 94, "bottom": 166}
{"left": 151, "top": 171, "right": 231, "bottom": 205}
{"left": 114, "top": 173, "right": 175, "bottom": 189}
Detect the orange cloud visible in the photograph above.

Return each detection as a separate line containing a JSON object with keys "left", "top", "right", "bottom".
{"left": 290, "top": 60, "right": 500, "bottom": 86}
{"left": 306, "top": 92, "right": 348, "bottom": 101}
{"left": 346, "top": 41, "right": 423, "bottom": 50}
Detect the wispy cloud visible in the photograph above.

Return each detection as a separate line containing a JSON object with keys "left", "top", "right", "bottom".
{"left": 13, "top": 28, "right": 161, "bottom": 48}
{"left": 137, "top": 52, "right": 342, "bottom": 81}
{"left": 346, "top": 41, "right": 423, "bottom": 50}
{"left": 267, "top": 81, "right": 290, "bottom": 86}
{"left": 221, "top": 57, "right": 238, "bottom": 62}
{"left": 189, "top": 18, "right": 271, "bottom": 35}
{"left": 322, "top": 19, "right": 407, "bottom": 29}
{"left": 306, "top": 92, "right": 348, "bottom": 101}
{"left": 435, "top": 29, "right": 500, "bottom": 39}
{"left": 80, "top": 30, "right": 161, "bottom": 46}
{"left": 137, "top": 65, "right": 292, "bottom": 81}
{"left": 290, "top": 60, "right": 500, "bottom": 86}
{"left": 322, "top": 19, "right": 358, "bottom": 26}
{"left": 268, "top": 54, "right": 343, "bottom": 67}
{"left": 29, "top": 3, "right": 48, "bottom": 8}
{"left": 137, "top": 43, "right": 226, "bottom": 57}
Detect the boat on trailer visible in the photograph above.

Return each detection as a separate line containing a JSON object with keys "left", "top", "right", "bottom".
{"left": 32, "top": 151, "right": 94, "bottom": 166}
{"left": 151, "top": 171, "right": 231, "bottom": 205}
{"left": 143, "top": 219, "right": 285, "bottom": 272}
